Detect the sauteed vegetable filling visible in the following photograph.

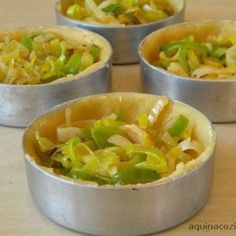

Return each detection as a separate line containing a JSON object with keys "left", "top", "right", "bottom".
{"left": 0, "top": 31, "right": 101, "bottom": 84}
{"left": 65, "top": 0, "right": 174, "bottom": 25}
{"left": 154, "top": 34, "right": 236, "bottom": 79}
{"left": 36, "top": 97, "right": 203, "bottom": 185}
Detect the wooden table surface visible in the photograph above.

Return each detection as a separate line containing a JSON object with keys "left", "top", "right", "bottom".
{"left": 0, "top": 1, "right": 235, "bottom": 236}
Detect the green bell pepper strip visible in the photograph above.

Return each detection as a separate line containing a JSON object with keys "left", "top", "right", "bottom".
{"left": 135, "top": 155, "right": 168, "bottom": 174}
{"left": 91, "top": 127, "right": 123, "bottom": 149}
{"left": 130, "top": 153, "right": 146, "bottom": 165}
{"left": 168, "top": 114, "right": 189, "bottom": 137}
{"left": 89, "top": 44, "right": 101, "bottom": 62}
{"left": 113, "top": 109, "right": 125, "bottom": 120}
{"left": 211, "top": 47, "right": 227, "bottom": 59}
{"left": 102, "top": 3, "right": 123, "bottom": 16}
{"left": 20, "top": 36, "right": 33, "bottom": 51}
{"left": 66, "top": 53, "right": 82, "bottom": 74}
{"left": 161, "top": 40, "right": 209, "bottom": 57}
{"left": 112, "top": 166, "right": 160, "bottom": 185}
{"left": 68, "top": 168, "right": 109, "bottom": 185}
{"left": 126, "top": 145, "right": 168, "bottom": 174}
{"left": 79, "top": 128, "right": 93, "bottom": 141}
{"left": 82, "top": 140, "right": 98, "bottom": 151}
{"left": 66, "top": 4, "right": 80, "bottom": 18}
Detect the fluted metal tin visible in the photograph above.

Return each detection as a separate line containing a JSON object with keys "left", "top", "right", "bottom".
{"left": 23, "top": 93, "right": 216, "bottom": 236}
{"left": 55, "top": 0, "right": 185, "bottom": 64}
{"left": 139, "top": 21, "right": 236, "bottom": 122}
{"left": 0, "top": 26, "right": 112, "bottom": 127}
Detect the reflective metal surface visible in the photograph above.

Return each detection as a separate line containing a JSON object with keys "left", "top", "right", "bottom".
{"left": 55, "top": 0, "right": 185, "bottom": 64}
{"left": 139, "top": 21, "right": 236, "bottom": 122}
{"left": 23, "top": 93, "right": 216, "bottom": 236}
{"left": 0, "top": 26, "right": 112, "bottom": 128}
